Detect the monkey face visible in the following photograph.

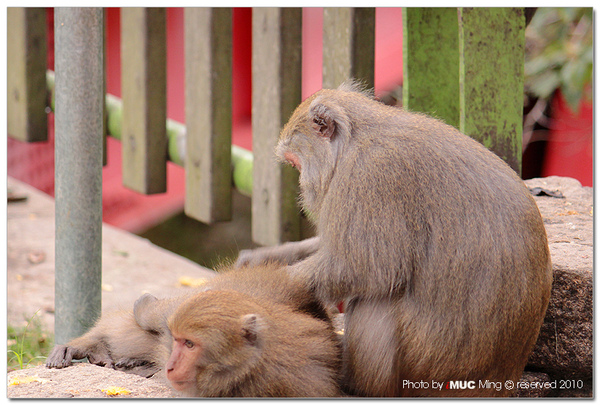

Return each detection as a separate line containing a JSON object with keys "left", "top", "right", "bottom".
{"left": 276, "top": 98, "right": 345, "bottom": 216}
{"left": 165, "top": 291, "right": 269, "bottom": 397}
{"left": 165, "top": 336, "right": 200, "bottom": 393}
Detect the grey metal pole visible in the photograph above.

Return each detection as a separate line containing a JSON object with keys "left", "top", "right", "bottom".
{"left": 54, "top": 8, "right": 104, "bottom": 345}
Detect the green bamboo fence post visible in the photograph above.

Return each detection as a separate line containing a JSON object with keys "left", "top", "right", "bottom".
{"left": 45, "top": 70, "right": 255, "bottom": 197}
{"left": 403, "top": 8, "right": 460, "bottom": 128}
{"left": 458, "top": 7, "right": 526, "bottom": 175}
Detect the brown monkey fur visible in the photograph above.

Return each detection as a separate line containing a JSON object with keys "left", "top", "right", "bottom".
{"left": 165, "top": 288, "right": 340, "bottom": 397}
{"left": 46, "top": 264, "right": 341, "bottom": 397}
{"left": 236, "top": 81, "right": 553, "bottom": 397}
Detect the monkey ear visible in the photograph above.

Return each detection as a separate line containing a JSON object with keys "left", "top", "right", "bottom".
{"left": 133, "top": 293, "right": 158, "bottom": 317}
{"left": 309, "top": 103, "right": 337, "bottom": 140}
{"left": 240, "top": 314, "right": 263, "bottom": 347}
{"left": 133, "top": 293, "right": 159, "bottom": 330}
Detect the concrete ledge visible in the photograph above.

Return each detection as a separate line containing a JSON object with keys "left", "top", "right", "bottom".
{"left": 7, "top": 176, "right": 215, "bottom": 332}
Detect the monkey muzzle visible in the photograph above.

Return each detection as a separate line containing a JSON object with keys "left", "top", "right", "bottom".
{"left": 284, "top": 152, "right": 301, "bottom": 171}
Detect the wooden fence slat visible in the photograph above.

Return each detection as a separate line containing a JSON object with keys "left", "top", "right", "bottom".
{"left": 121, "top": 7, "right": 167, "bottom": 194}
{"left": 402, "top": 8, "right": 460, "bottom": 128}
{"left": 184, "top": 8, "right": 233, "bottom": 224}
{"left": 458, "top": 7, "right": 526, "bottom": 175}
{"left": 7, "top": 7, "right": 47, "bottom": 142}
{"left": 323, "top": 7, "right": 375, "bottom": 90}
{"left": 252, "top": 7, "right": 302, "bottom": 246}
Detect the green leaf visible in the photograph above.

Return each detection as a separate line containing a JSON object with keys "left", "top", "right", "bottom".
{"left": 524, "top": 7, "right": 592, "bottom": 106}
{"left": 559, "top": 58, "right": 591, "bottom": 111}
{"left": 528, "top": 70, "right": 561, "bottom": 100}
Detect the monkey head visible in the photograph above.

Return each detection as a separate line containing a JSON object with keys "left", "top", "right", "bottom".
{"left": 166, "top": 290, "right": 266, "bottom": 397}
{"left": 275, "top": 81, "right": 373, "bottom": 217}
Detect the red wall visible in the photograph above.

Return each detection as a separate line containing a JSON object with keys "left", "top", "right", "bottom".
{"left": 541, "top": 90, "right": 593, "bottom": 187}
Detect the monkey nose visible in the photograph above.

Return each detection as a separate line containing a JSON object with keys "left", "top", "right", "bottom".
{"left": 284, "top": 152, "right": 301, "bottom": 171}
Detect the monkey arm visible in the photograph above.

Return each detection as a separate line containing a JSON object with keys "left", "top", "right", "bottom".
{"left": 46, "top": 309, "right": 165, "bottom": 377}
{"left": 235, "top": 236, "right": 320, "bottom": 268}
{"left": 46, "top": 331, "right": 113, "bottom": 369}
{"left": 285, "top": 247, "right": 357, "bottom": 306}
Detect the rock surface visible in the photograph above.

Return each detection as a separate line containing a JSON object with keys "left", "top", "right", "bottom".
{"left": 524, "top": 177, "right": 593, "bottom": 384}
{"left": 515, "top": 372, "right": 553, "bottom": 398}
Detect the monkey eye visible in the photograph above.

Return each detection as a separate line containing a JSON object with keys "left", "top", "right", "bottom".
{"left": 184, "top": 339, "right": 195, "bottom": 349}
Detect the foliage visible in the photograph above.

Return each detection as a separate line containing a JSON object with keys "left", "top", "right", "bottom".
{"left": 525, "top": 8, "right": 593, "bottom": 111}
{"left": 7, "top": 313, "right": 53, "bottom": 372}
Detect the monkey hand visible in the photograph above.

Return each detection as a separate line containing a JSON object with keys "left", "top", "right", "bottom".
{"left": 45, "top": 344, "right": 77, "bottom": 369}
{"left": 87, "top": 348, "right": 115, "bottom": 368}
{"left": 235, "top": 237, "right": 320, "bottom": 268}
{"left": 46, "top": 342, "right": 114, "bottom": 369}
{"left": 235, "top": 247, "right": 304, "bottom": 268}
{"left": 45, "top": 344, "right": 111, "bottom": 369}
{"left": 114, "top": 358, "right": 160, "bottom": 378}
{"left": 235, "top": 248, "right": 278, "bottom": 268}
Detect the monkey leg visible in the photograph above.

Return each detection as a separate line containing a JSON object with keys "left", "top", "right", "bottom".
{"left": 341, "top": 298, "right": 400, "bottom": 397}
{"left": 235, "top": 237, "right": 320, "bottom": 268}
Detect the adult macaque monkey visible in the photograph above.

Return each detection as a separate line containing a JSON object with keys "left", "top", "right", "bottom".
{"left": 236, "top": 81, "right": 553, "bottom": 397}
{"left": 46, "top": 265, "right": 342, "bottom": 397}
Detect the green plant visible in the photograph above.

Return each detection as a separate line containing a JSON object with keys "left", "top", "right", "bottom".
{"left": 7, "top": 312, "right": 53, "bottom": 372}
{"left": 525, "top": 8, "right": 593, "bottom": 112}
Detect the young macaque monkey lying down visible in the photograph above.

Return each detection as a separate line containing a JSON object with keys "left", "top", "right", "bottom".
{"left": 46, "top": 264, "right": 342, "bottom": 397}
{"left": 236, "top": 81, "right": 553, "bottom": 397}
